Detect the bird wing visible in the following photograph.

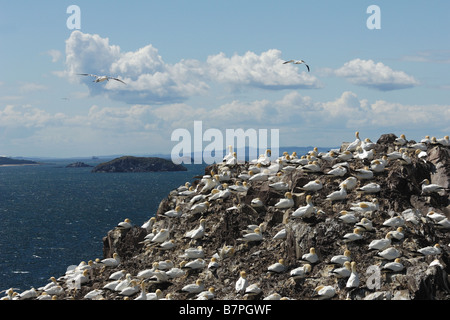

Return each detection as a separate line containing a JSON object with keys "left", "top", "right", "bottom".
{"left": 78, "top": 73, "right": 98, "bottom": 78}
{"left": 305, "top": 64, "right": 310, "bottom": 72}
{"left": 283, "top": 60, "right": 294, "bottom": 64}
{"left": 110, "top": 77, "right": 127, "bottom": 85}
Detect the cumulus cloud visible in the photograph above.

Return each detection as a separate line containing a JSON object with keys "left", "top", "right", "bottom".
{"left": 61, "top": 31, "right": 321, "bottom": 104}
{"left": 334, "top": 59, "right": 419, "bottom": 91}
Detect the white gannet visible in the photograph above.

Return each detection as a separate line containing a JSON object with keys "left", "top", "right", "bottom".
{"left": 45, "top": 284, "right": 64, "bottom": 296}
{"left": 245, "top": 283, "right": 262, "bottom": 295}
{"left": 196, "top": 287, "right": 215, "bottom": 300}
{"left": 394, "top": 134, "right": 407, "bottom": 146}
{"left": 251, "top": 198, "right": 264, "bottom": 208}
{"left": 300, "top": 179, "right": 323, "bottom": 192}
{"left": 337, "top": 150, "right": 353, "bottom": 161}
{"left": 386, "top": 149, "right": 403, "bottom": 160}
{"left": 302, "top": 161, "right": 321, "bottom": 173}
{"left": 301, "top": 247, "right": 319, "bottom": 264}
{"left": 19, "top": 287, "right": 38, "bottom": 300}
{"left": 353, "top": 146, "right": 374, "bottom": 161}
{"left": 190, "top": 201, "right": 210, "bottom": 215}
{"left": 119, "top": 280, "right": 140, "bottom": 296}
{"left": 109, "top": 269, "right": 127, "bottom": 281}
{"left": 182, "top": 279, "right": 205, "bottom": 294}
{"left": 235, "top": 271, "right": 249, "bottom": 293}
{"left": 417, "top": 244, "right": 442, "bottom": 256}
{"left": 436, "top": 135, "right": 449, "bottom": 146}
{"left": 269, "top": 181, "right": 290, "bottom": 191}
{"left": 113, "top": 273, "right": 133, "bottom": 292}
{"left": 377, "top": 247, "right": 401, "bottom": 260}
{"left": 117, "top": 218, "right": 132, "bottom": 230}
{"left": 229, "top": 181, "right": 249, "bottom": 193}
{"left": 290, "top": 264, "right": 311, "bottom": 280}
{"left": 292, "top": 195, "right": 316, "bottom": 219}
{"left": 151, "top": 229, "right": 170, "bottom": 243}
{"left": 249, "top": 169, "right": 269, "bottom": 182}
{"left": 283, "top": 59, "right": 310, "bottom": 72}
{"left": 240, "top": 227, "right": 263, "bottom": 242}
{"left": 141, "top": 217, "right": 156, "bottom": 232}
{"left": 208, "top": 257, "right": 220, "bottom": 272}
{"left": 101, "top": 253, "right": 120, "bottom": 267}
{"left": 426, "top": 211, "right": 446, "bottom": 223}
{"left": 274, "top": 192, "right": 294, "bottom": 209}
{"left": 273, "top": 228, "right": 287, "bottom": 240}
{"left": 159, "top": 239, "right": 176, "bottom": 250}
{"left": 326, "top": 165, "right": 347, "bottom": 177}
{"left": 340, "top": 177, "right": 357, "bottom": 191}
{"left": 390, "top": 227, "right": 405, "bottom": 241}
{"left": 350, "top": 199, "right": 379, "bottom": 213}
{"left": 36, "top": 292, "right": 53, "bottom": 300}
{"left": 184, "top": 219, "right": 206, "bottom": 240}
{"left": 84, "top": 289, "right": 104, "bottom": 300}
{"left": 420, "top": 179, "right": 444, "bottom": 194}
{"left": 437, "top": 218, "right": 450, "bottom": 229}
{"left": 343, "top": 228, "right": 363, "bottom": 242}
{"left": 145, "top": 288, "right": 163, "bottom": 300}
{"left": 326, "top": 184, "right": 347, "bottom": 201}
{"left": 223, "top": 145, "right": 234, "bottom": 162}
{"left": 330, "top": 261, "right": 352, "bottom": 278}
{"left": 421, "top": 135, "right": 431, "bottom": 144}
{"left": 263, "top": 293, "right": 282, "bottom": 300}
{"left": 361, "top": 138, "right": 376, "bottom": 151}
{"left": 180, "top": 246, "right": 205, "bottom": 259}
{"left": 330, "top": 249, "right": 352, "bottom": 265}
{"left": 78, "top": 73, "right": 126, "bottom": 85}
{"left": 382, "top": 258, "right": 404, "bottom": 272}
{"left": 314, "top": 285, "right": 336, "bottom": 300}
{"left": 383, "top": 216, "right": 405, "bottom": 228}
{"left": 136, "top": 264, "right": 158, "bottom": 279}
{"left": 355, "top": 217, "right": 374, "bottom": 232}
{"left": 166, "top": 264, "right": 187, "bottom": 279}
{"left": 346, "top": 131, "right": 361, "bottom": 152}
{"left": 346, "top": 262, "right": 359, "bottom": 288}
{"left": 164, "top": 206, "right": 183, "bottom": 218}
{"left": 156, "top": 260, "right": 174, "bottom": 270}
{"left": 354, "top": 167, "right": 374, "bottom": 180}
{"left": 268, "top": 259, "right": 286, "bottom": 273}
{"left": 338, "top": 210, "right": 358, "bottom": 224}
{"left": 368, "top": 232, "right": 393, "bottom": 251}
{"left": 183, "top": 258, "right": 207, "bottom": 270}
{"left": 256, "top": 149, "right": 272, "bottom": 165}
{"left": 148, "top": 270, "right": 169, "bottom": 283}
{"left": 370, "top": 159, "right": 386, "bottom": 173}
{"left": 357, "top": 182, "right": 381, "bottom": 194}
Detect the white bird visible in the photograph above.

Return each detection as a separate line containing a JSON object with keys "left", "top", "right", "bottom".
{"left": 119, "top": 280, "right": 140, "bottom": 296}
{"left": 390, "top": 227, "right": 405, "bottom": 241}
{"left": 117, "top": 218, "right": 132, "bottom": 229}
{"left": 330, "top": 261, "right": 352, "bottom": 278}
{"left": 180, "top": 246, "right": 205, "bottom": 259}
{"left": 141, "top": 217, "right": 156, "bottom": 232}
{"left": 394, "top": 134, "right": 407, "bottom": 146}
{"left": 235, "top": 271, "right": 249, "bottom": 293}
{"left": 346, "top": 262, "right": 359, "bottom": 288}
{"left": 326, "top": 184, "right": 347, "bottom": 201}
{"left": 263, "top": 293, "right": 282, "bottom": 300}
{"left": 330, "top": 249, "right": 352, "bottom": 265}
{"left": 268, "top": 259, "right": 286, "bottom": 273}
{"left": 273, "top": 228, "right": 287, "bottom": 240}
{"left": 251, "top": 198, "right": 264, "bottom": 208}
{"left": 340, "top": 177, "right": 357, "bottom": 191}
{"left": 300, "top": 179, "right": 323, "bottom": 192}
{"left": 378, "top": 247, "right": 401, "bottom": 260}
{"left": 337, "top": 151, "right": 353, "bottom": 161}
{"left": 269, "top": 181, "right": 290, "bottom": 191}
{"left": 101, "top": 253, "right": 120, "bottom": 267}
{"left": 420, "top": 179, "right": 445, "bottom": 194}
{"left": 383, "top": 216, "right": 405, "bottom": 228}
{"left": 326, "top": 166, "right": 347, "bottom": 177}
{"left": 338, "top": 210, "right": 358, "bottom": 224}
{"left": 357, "top": 183, "right": 381, "bottom": 194}
{"left": 346, "top": 131, "right": 361, "bottom": 152}
{"left": 164, "top": 206, "right": 183, "bottom": 218}
{"left": 418, "top": 244, "right": 442, "bottom": 256}
{"left": 245, "top": 283, "right": 262, "bottom": 295}
{"left": 183, "top": 258, "right": 207, "bottom": 270}
{"left": 84, "top": 289, "right": 104, "bottom": 300}
{"left": 436, "top": 135, "right": 449, "bottom": 146}
{"left": 355, "top": 217, "right": 374, "bottom": 232}
{"left": 314, "top": 285, "right": 336, "bottom": 299}
{"left": 283, "top": 59, "right": 310, "bottom": 72}
{"left": 146, "top": 289, "right": 164, "bottom": 300}
{"left": 292, "top": 195, "right": 316, "bottom": 218}
{"left": 151, "top": 229, "right": 170, "bottom": 243}
{"left": 437, "top": 218, "right": 450, "bottom": 229}
{"left": 109, "top": 269, "right": 127, "bottom": 281}
{"left": 370, "top": 159, "right": 386, "bottom": 173}
{"left": 184, "top": 219, "right": 206, "bottom": 240}
{"left": 302, "top": 161, "right": 321, "bottom": 173}
{"left": 354, "top": 167, "right": 374, "bottom": 180}
{"left": 274, "top": 192, "right": 295, "bottom": 209}
{"left": 290, "top": 264, "right": 312, "bottom": 280}
{"left": 182, "top": 279, "right": 205, "bottom": 294}
{"left": 159, "top": 239, "right": 176, "bottom": 250}
{"left": 350, "top": 199, "right": 379, "bottom": 213}
{"left": 426, "top": 211, "right": 446, "bottom": 223}
{"left": 166, "top": 266, "right": 186, "bottom": 279}
{"left": 240, "top": 227, "right": 263, "bottom": 242}
{"left": 301, "top": 247, "right": 319, "bottom": 264}
{"left": 368, "top": 232, "right": 393, "bottom": 250}
{"left": 78, "top": 73, "right": 126, "bottom": 84}
{"left": 343, "top": 228, "right": 363, "bottom": 242}
{"left": 190, "top": 201, "right": 210, "bottom": 214}
{"left": 196, "top": 287, "right": 216, "bottom": 300}
{"left": 382, "top": 258, "right": 404, "bottom": 272}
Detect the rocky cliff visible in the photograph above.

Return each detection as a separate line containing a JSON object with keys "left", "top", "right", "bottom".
{"left": 6, "top": 133, "right": 449, "bottom": 301}
{"left": 91, "top": 156, "right": 187, "bottom": 173}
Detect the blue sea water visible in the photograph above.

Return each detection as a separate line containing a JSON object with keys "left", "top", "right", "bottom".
{"left": 0, "top": 159, "right": 207, "bottom": 292}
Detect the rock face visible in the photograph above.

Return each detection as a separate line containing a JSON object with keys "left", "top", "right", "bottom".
{"left": 0, "top": 157, "right": 38, "bottom": 165}
{"left": 8, "top": 133, "right": 450, "bottom": 301}
{"left": 91, "top": 156, "right": 187, "bottom": 173}
{"left": 66, "top": 162, "right": 93, "bottom": 168}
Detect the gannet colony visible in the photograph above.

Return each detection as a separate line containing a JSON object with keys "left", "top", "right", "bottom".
{"left": 2, "top": 133, "right": 449, "bottom": 301}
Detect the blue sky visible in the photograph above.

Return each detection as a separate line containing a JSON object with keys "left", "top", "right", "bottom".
{"left": 0, "top": 0, "right": 449, "bottom": 158}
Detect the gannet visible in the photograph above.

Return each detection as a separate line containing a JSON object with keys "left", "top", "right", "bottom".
{"left": 355, "top": 217, "right": 374, "bottom": 232}
{"left": 156, "top": 260, "right": 174, "bottom": 270}
{"left": 426, "top": 211, "right": 446, "bottom": 223}
{"left": 290, "top": 264, "right": 311, "bottom": 280}
{"left": 182, "top": 279, "right": 205, "bottom": 294}
{"left": 314, "top": 285, "right": 336, "bottom": 300}
{"left": 190, "top": 201, "right": 210, "bottom": 214}
{"left": 146, "top": 288, "right": 163, "bottom": 300}
{"left": 326, "top": 184, "right": 347, "bottom": 201}
{"left": 300, "top": 179, "right": 323, "bottom": 192}
{"left": 353, "top": 146, "right": 374, "bottom": 161}
{"left": 383, "top": 216, "right": 405, "bottom": 228}
{"left": 350, "top": 199, "right": 379, "bottom": 213}
{"left": 330, "top": 249, "right": 352, "bottom": 265}
{"left": 421, "top": 136, "right": 431, "bottom": 144}
{"left": 264, "top": 293, "right": 282, "bottom": 300}
{"left": 141, "top": 217, "right": 156, "bottom": 232}
{"left": 240, "top": 227, "right": 263, "bottom": 242}
{"left": 136, "top": 264, "right": 158, "bottom": 279}
{"left": 302, "top": 161, "right": 321, "bottom": 173}
{"left": 420, "top": 179, "right": 444, "bottom": 194}
{"left": 382, "top": 258, "right": 404, "bottom": 272}
{"left": 235, "top": 271, "right": 249, "bottom": 293}
{"left": 117, "top": 218, "right": 132, "bottom": 229}
{"left": 321, "top": 150, "right": 336, "bottom": 162}
{"left": 274, "top": 192, "right": 294, "bottom": 209}
{"left": 368, "top": 232, "right": 393, "bottom": 250}
{"left": 148, "top": 269, "right": 169, "bottom": 283}
{"left": 273, "top": 228, "right": 287, "bottom": 239}
{"left": 166, "top": 266, "right": 186, "bottom": 279}
{"left": 283, "top": 59, "right": 310, "bottom": 72}
{"left": 394, "top": 134, "right": 407, "bottom": 146}
{"left": 292, "top": 195, "right": 316, "bottom": 218}
{"left": 437, "top": 218, "right": 450, "bottom": 229}
{"left": 178, "top": 186, "right": 196, "bottom": 196}
{"left": 340, "top": 177, "right": 357, "bottom": 191}
{"left": 223, "top": 145, "right": 234, "bottom": 162}
{"left": 357, "top": 182, "right": 381, "bottom": 194}
{"left": 101, "top": 253, "right": 120, "bottom": 267}
{"left": 78, "top": 73, "right": 126, "bottom": 84}
{"left": 370, "top": 159, "right": 386, "bottom": 173}
{"left": 417, "top": 244, "right": 442, "bottom": 256}
{"left": 180, "top": 246, "right": 205, "bottom": 259}
{"left": 249, "top": 169, "right": 269, "bottom": 181}
{"left": 377, "top": 247, "right": 401, "bottom": 260}
{"left": 184, "top": 219, "right": 206, "bottom": 240}
{"left": 245, "top": 283, "right": 262, "bottom": 295}
{"left": 330, "top": 261, "right": 352, "bottom": 278}
{"left": 361, "top": 138, "right": 376, "bottom": 151}
{"left": 183, "top": 258, "right": 207, "bottom": 270}
{"left": 346, "top": 131, "right": 361, "bottom": 152}
{"left": 196, "top": 287, "right": 215, "bottom": 300}
{"left": 326, "top": 165, "right": 347, "bottom": 177}
{"left": 301, "top": 247, "right": 319, "bottom": 264}
{"left": 151, "top": 229, "right": 170, "bottom": 243}
{"left": 268, "top": 259, "right": 286, "bottom": 273}
{"left": 337, "top": 151, "right": 353, "bottom": 161}
{"left": 343, "top": 228, "right": 363, "bottom": 242}
{"left": 436, "top": 135, "right": 449, "bottom": 146}
{"left": 386, "top": 149, "right": 404, "bottom": 160}
{"left": 354, "top": 167, "right": 374, "bottom": 180}
{"left": 338, "top": 210, "right": 358, "bottom": 224}
{"left": 390, "top": 227, "right": 405, "bottom": 240}
{"left": 45, "top": 284, "right": 64, "bottom": 296}
{"left": 251, "top": 198, "right": 264, "bottom": 208}
{"left": 269, "top": 181, "right": 290, "bottom": 191}
{"left": 229, "top": 181, "right": 249, "bottom": 193}
{"left": 109, "top": 269, "right": 127, "bottom": 281}
{"left": 346, "top": 262, "right": 359, "bottom": 288}
{"left": 256, "top": 149, "right": 272, "bottom": 165}
{"left": 84, "top": 289, "right": 104, "bottom": 300}
{"left": 159, "top": 239, "right": 176, "bottom": 250}
{"left": 36, "top": 292, "right": 53, "bottom": 300}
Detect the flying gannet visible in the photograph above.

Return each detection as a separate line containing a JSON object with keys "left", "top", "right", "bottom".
{"left": 283, "top": 59, "right": 310, "bottom": 72}
{"left": 78, "top": 73, "right": 126, "bottom": 85}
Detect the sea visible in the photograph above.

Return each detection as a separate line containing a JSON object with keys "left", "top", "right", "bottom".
{"left": 0, "top": 159, "right": 207, "bottom": 293}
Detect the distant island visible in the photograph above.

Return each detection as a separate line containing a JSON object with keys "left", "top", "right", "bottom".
{"left": 91, "top": 156, "right": 187, "bottom": 173}
{"left": 66, "top": 162, "right": 93, "bottom": 168}
{"left": 0, "top": 156, "right": 39, "bottom": 166}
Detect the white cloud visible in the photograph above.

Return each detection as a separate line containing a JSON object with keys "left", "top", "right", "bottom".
{"left": 61, "top": 31, "right": 321, "bottom": 104}
{"left": 334, "top": 59, "right": 420, "bottom": 91}
{"left": 46, "top": 49, "right": 62, "bottom": 63}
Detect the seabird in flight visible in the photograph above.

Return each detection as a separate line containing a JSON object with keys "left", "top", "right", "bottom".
{"left": 78, "top": 73, "right": 127, "bottom": 85}
{"left": 282, "top": 59, "right": 310, "bottom": 72}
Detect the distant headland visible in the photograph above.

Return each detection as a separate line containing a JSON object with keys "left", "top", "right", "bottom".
{"left": 0, "top": 156, "right": 39, "bottom": 166}
{"left": 91, "top": 156, "right": 187, "bottom": 173}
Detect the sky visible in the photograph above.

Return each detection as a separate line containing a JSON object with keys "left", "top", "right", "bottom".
{"left": 0, "top": 0, "right": 449, "bottom": 158}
